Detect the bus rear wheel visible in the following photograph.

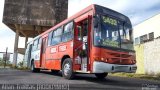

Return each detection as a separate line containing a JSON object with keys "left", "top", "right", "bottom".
{"left": 95, "top": 73, "right": 108, "bottom": 79}
{"left": 62, "top": 58, "right": 74, "bottom": 79}
{"left": 31, "top": 61, "right": 40, "bottom": 72}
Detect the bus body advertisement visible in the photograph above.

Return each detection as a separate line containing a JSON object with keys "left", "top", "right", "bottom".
{"left": 25, "top": 4, "right": 137, "bottom": 79}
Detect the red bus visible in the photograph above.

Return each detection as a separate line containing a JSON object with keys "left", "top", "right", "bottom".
{"left": 25, "top": 4, "right": 137, "bottom": 79}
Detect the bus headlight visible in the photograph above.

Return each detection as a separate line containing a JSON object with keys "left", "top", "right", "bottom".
{"left": 101, "top": 58, "right": 104, "bottom": 61}
{"left": 94, "top": 57, "right": 108, "bottom": 62}
{"left": 94, "top": 57, "right": 103, "bottom": 61}
{"left": 94, "top": 57, "right": 100, "bottom": 61}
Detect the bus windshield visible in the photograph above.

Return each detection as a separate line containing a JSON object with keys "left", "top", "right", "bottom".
{"left": 94, "top": 15, "right": 134, "bottom": 51}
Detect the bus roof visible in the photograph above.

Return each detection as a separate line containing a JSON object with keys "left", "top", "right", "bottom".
{"left": 40, "top": 4, "right": 95, "bottom": 36}
{"left": 38, "top": 4, "right": 131, "bottom": 37}
{"left": 27, "top": 35, "right": 40, "bottom": 44}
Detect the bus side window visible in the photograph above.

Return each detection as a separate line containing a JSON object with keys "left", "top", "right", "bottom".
{"left": 62, "top": 21, "right": 73, "bottom": 42}
{"left": 32, "top": 38, "right": 42, "bottom": 51}
{"left": 48, "top": 31, "right": 53, "bottom": 46}
{"left": 51, "top": 27, "right": 62, "bottom": 45}
{"left": 32, "top": 39, "right": 38, "bottom": 51}
{"left": 37, "top": 38, "right": 42, "bottom": 50}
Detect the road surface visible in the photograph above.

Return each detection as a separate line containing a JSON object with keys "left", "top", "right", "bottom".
{"left": 0, "top": 68, "right": 160, "bottom": 90}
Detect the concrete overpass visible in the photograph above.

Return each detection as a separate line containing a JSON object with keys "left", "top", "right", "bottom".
{"left": 3, "top": 0, "right": 68, "bottom": 66}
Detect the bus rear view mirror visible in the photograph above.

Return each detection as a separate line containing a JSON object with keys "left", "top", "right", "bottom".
{"left": 93, "top": 16, "right": 98, "bottom": 28}
{"left": 77, "top": 26, "right": 82, "bottom": 41}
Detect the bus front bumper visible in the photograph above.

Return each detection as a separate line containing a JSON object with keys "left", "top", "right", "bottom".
{"left": 93, "top": 61, "right": 137, "bottom": 73}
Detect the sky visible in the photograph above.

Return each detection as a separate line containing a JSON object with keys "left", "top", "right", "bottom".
{"left": 0, "top": 0, "right": 160, "bottom": 53}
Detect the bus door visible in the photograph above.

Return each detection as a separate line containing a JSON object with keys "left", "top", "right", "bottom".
{"left": 40, "top": 37, "right": 47, "bottom": 68}
{"left": 74, "top": 16, "right": 91, "bottom": 72}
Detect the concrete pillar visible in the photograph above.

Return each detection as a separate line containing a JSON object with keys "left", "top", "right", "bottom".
{"left": 23, "top": 36, "right": 28, "bottom": 67}
{"left": 13, "top": 29, "right": 19, "bottom": 67}
{"left": 25, "top": 37, "right": 28, "bottom": 48}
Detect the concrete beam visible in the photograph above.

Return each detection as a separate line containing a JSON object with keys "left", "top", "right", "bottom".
{"left": 15, "top": 24, "right": 27, "bottom": 37}
{"left": 20, "top": 30, "right": 27, "bottom": 37}
{"left": 17, "top": 48, "right": 25, "bottom": 55}
{"left": 35, "top": 26, "right": 42, "bottom": 34}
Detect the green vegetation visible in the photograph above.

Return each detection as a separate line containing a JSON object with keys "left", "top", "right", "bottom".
{"left": 16, "top": 61, "right": 30, "bottom": 70}
{"left": 0, "top": 58, "right": 29, "bottom": 70}
{"left": 109, "top": 73, "right": 160, "bottom": 81}
{"left": 0, "top": 58, "right": 12, "bottom": 67}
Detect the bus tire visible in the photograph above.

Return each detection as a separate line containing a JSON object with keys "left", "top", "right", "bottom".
{"left": 62, "top": 58, "right": 74, "bottom": 79}
{"left": 95, "top": 73, "right": 108, "bottom": 79}
{"left": 31, "top": 61, "right": 40, "bottom": 73}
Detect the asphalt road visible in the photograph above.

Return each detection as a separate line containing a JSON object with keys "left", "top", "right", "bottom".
{"left": 0, "top": 68, "right": 160, "bottom": 90}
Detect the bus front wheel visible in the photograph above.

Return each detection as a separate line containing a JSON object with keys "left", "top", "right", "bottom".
{"left": 62, "top": 58, "right": 74, "bottom": 79}
{"left": 95, "top": 73, "right": 108, "bottom": 79}
{"left": 31, "top": 61, "right": 40, "bottom": 72}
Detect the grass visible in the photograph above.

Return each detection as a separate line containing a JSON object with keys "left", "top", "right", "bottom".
{"left": 8, "top": 65, "right": 30, "bottom": 70}
{"left": 109, "top": 73, "right": 160, "bottom": 81}
{"left": 15, "top": 67, "right": 30, "bottom": 70}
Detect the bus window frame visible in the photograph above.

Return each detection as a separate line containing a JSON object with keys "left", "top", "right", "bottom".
{"left": 93, "top": 13, "right": 134, "bottom": 52}
{"left": 51, "top": 27, "right": 63, "bottom": 45}
{"left": 32, "top": 38, "right": 41, "bottom": 51}
{"left": 48, "top": 31, "right": 53, "bottom": 46}
{"left": 47, "top": 20, "right": 74, "bottom": 47}
{"left": 61, "top": 21, "right": 74, "bottom": 43}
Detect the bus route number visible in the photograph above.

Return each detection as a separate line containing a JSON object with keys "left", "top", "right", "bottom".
{"left": 102, "top": 16, "right": 117, "bottom": 26}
